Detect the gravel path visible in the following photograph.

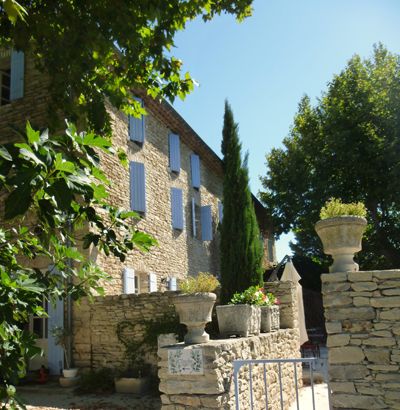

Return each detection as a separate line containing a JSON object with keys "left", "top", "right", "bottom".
{"left": 18, "top": 384, "right": 161, "bottom": 410}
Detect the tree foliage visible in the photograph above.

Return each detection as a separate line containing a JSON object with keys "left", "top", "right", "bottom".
{"left": 0, "top": 123, "right": 157, "bottom": 407}
{"left": 260, "top": 45, "right": 400, "bottom": 270}
{"left": 0, "top": 0, "right": 253, "bottom": 132}
{"left": 220, "top": 101, "right": 263, "bottom": 303}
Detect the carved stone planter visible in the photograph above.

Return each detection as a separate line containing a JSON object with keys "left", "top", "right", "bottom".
{"left": 315, "top": 216, "right": 367, "bottom": 272}
{"left": 260, "top": 305, "right": 280, "bottom": 333}
{"left": 216, "top": 305, "right": 261, "bottom": 337}
{"left": 172, "top": 292, "right": 216, "bottom": 344}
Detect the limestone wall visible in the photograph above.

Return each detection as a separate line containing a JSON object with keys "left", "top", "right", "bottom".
{"left": 158, "top": 330, "right": 301, "bottom": 410}
{"left": 73, "top": 291, "right": 177, "bottom": 369}
{"left": 322, "top": 269, "right": 400, "bottom": 410}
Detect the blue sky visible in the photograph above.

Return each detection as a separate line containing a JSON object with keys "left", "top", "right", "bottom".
{"left": 172, "top": 0, "right": 400, "bottom": 260}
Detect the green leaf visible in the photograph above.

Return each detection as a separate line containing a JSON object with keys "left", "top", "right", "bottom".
{"left": 54, "top": 153, "right": 75, "bottom": 173}
{"left": 4, "top": 183, "right": 32, "bottom": 219}
{"left": 26, "top": 122, "right": 40, "bottom": 145}
{"left": 0, "top": 146, "right": 12, "bottom": 161}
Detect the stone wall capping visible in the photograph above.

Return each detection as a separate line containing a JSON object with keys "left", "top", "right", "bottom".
{"left": 348, "top": 271, "right": 373, "bottom": 282}
{"left": 321, "top": 272, "right": 349, "bottom": 282}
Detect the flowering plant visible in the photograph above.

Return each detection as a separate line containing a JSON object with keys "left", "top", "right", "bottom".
{"left": 229, "top": 286, "right": 278, "bottom": 306}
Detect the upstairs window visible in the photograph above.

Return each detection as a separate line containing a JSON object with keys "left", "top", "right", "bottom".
{"left": 128, "top": 97, "right": 145, "bottom": 144}
{"left": 123, "top": 268, "right": 139, "bottom": 294}
{"left": 0, "top": 49, "right": 24, "bottom": 106}
{"left": 200, "top": 205, "right": 213, "bottom": 241}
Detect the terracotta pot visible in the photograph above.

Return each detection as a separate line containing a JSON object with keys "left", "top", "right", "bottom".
{"left": 172, "top": 292, "right": 216, "bottom": 344}
{"left": 114, "top": 377, "right": 149, "bottom": 394}
{"left": 260, "top": 305, "right": 280, "bottom": 333}
{"left": 216, "top": 304, "right": 261, "bottom": 337}
{"left": 315, "top": 216, "right": 367, "bottom": 272}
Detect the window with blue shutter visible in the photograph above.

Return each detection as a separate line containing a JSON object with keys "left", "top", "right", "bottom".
{"left": 128, "top": 97, "right": 145, "bottom": 144}
{"left": 169, "top": 133, "right": 181, "bottom": 173}
{"left": 123, "top": 268, "right": 136, "bottom": 294}
{"left": 267, "top": 238, "right": 275, "bottom": 262}
{"left": 190, "top": 154, "right": 200, "bottom": 189}
{"left": 200, "top": 205, "right": 213, "bottom": 241}
{"left": 10, "top": 50, "right": 24, "bottom": 101}
{"left": 171, "top": 188, "right": 184, "bottom": 230}
{"left": 218, "top": 201, "right": 223, "bottom": 222}
{"left": 130, "top": 161, "right": 146, "bottom": 213}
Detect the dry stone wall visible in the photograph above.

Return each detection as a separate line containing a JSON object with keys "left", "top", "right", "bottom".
{"left": 322, "top": 269, "right": 400, "bottom": 410}
{"left": 73, "top": 291, "right": 177, "bottom": 369}
{"left": 158, "top": 330, "right": 301, "bottom": 410}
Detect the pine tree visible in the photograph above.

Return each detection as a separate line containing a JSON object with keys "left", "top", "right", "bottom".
{"left": 220, "top": 101, "right": 264, "bottom": 303}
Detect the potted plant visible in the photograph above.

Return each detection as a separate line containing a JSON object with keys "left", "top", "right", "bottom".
{"left": 216, "top": 286, "right": 264, "bottom": 337}
{"left": 115, "top": 321, "right": 150, "bottom": 394}
{"left": 172, "top": 272, "right": 219, "bottom": 344}
{"left": 51, "top": 326, "right": 79, "bottom": 379}
{"left": 260, "top": 291, "right": 280, "bottom": 333}
{"left": 315, "top": 198, "right": 367, "bottom": 272}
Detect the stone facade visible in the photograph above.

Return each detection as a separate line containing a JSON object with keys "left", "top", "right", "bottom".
{"left": 322, "top": 269, "right": 400, "bottom": 410}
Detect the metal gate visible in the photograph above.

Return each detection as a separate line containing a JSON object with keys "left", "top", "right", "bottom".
{"left": 233, "top": 357, "right": 332, "bottom": 410}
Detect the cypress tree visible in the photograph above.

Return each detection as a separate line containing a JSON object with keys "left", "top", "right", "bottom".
{"left": 220, "top": 101, "right": 264, "bottom": 304}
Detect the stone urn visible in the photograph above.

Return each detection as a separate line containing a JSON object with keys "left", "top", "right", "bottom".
{"left": 216, "top": 305, "right": 261, "bottom": 337}
{"left": 172, "top": 292, "right": 216, "bottom": 344}
{"left": 260, "top": 305, "right": 280, "bottom": 333}
{"left": 315, "top": 216, "right": 367, "bottom": 272}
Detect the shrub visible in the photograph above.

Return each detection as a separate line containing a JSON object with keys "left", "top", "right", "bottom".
{"left": 230, "top": 286, "right": 269, "bottom": 305}
{"left": 320, "top": 198, "right": 367, "bottom": 219}
{"left": 179, "top": 272, "right": 220, "bottom": 293}
{"left": 75, "top": 368, "right": 115, "bottom": 394}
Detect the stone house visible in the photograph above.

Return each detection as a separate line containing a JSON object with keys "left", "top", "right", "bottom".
{"left": 0, "top": 50, "right": 276, "bottom": 373}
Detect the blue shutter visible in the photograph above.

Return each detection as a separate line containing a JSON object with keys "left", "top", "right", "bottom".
{"left": 128, "top": 97, "right": 145, "bottom": 143}
{"left": 10, "top": 50, "right": 24, "bottom": 100}
{"left": 169, "top": 277, "right": 177, "bottom": 291}
{"left": 200, "top": 205, "right": 213, "bottom": 241}
{"left": 190, "top": 154, "right": 200, "bottom": 189}
{"left": 171, "top": 188, "right": 184, "bottom": 230}
{"left": 191, "top": 198, "right": 197, "bottom": 237}
{"left": 48, "top": 298, "right": 64, "bottom": 375}
{"left": 130, "top": 161, "right": 146, "bottom": 213}
{"left": 169, "top": 133, "right": 181, "bottom": 173}
{"left": 218, "top": 201, "right": 223, "bottom": 222}
{"left": 149, "top": 272, "right": 157, "bottom": 292}
{"left": 268, "top": 238, "right": 274, "bottom": 262}
{"left": 123, "top": 268, "right": 136, "bottom": 294}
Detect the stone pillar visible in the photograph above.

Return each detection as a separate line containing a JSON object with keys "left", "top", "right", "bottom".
{"left": 265, "top": 281, "right": 298, "bottom": 329}
{"left": 322, "top": 269, "right": 400, "bottom": 409}
{"left": 158, "top": 330, "right": 301, "bottom": 410}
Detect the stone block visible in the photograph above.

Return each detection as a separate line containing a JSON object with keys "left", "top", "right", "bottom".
{"left": 382, "top": 288, "right": 400, "bottom": 296}
{"left": 364, "top": 349, "right": 390, "bottom": 363}
{"left": 370, "top": 330, "right": 392, "bottom": 338}
{"left": 371, "top": 296, "right": 400, "bottom": 308}
{"left": 332, "top": 393, "right": 386, "bottom": 409}
{"left": 329, "top": 365, "right": 369, "bottom": 380}
{"left": 322, "top": 282, "right": 351, "bottom": 293}
{"left": 323, "top": 294, "right": 352, "bottom": 307}
{"left": 362, "top": 337, "right": 395, "bottom": 347}
{"left": 326, "top": 322, "right": 342, "bottom": 334}
{"left": 348, "top": 272, "right": 372, "bottom": 282}
{"left": 325, "top": 307, "right": 375, "bottom": 321}
{"left": 373, "top": 270, "right": 400, "bottom": 280}
{"left": 327, "top": 334, "right": 350, "bottom": 347}
{"left": 321, "top": 273, "right": 348, "bottom": 283}
{"left": 367, "top": 364, "right": 399, "bottom": 371}
{"left": 353, "top": 297, "right": 370, "bottom": 307}
{"left": 351, "top": 282, "right": 377, "bottom": 292}
{"left": 329, "top": 346, "right": 365, "bottom": 364}
{"left": 330, "top": 382, "right": 356, "bottom": 393}
{"left": 380, "top": 308, "right": 400, "bottom": 320}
